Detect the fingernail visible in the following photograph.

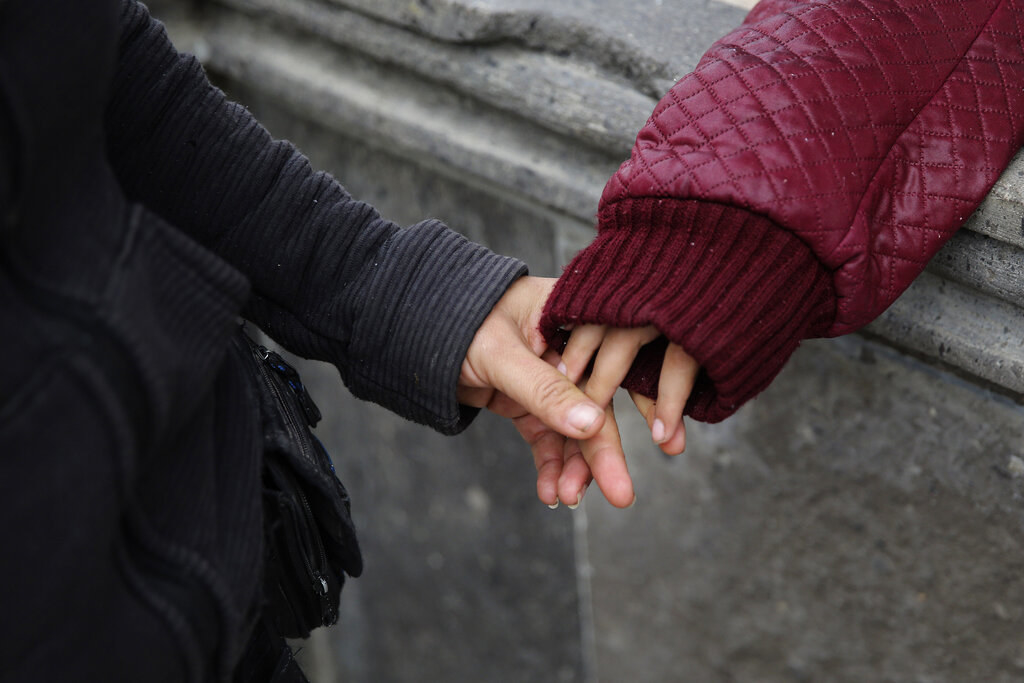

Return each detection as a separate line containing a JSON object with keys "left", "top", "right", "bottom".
{"left": 557, "top": 361, "right": 568, "bottom": 376}
{"left": 652, "top": 418, "right": 666, "bottom": 443}
{"left": 568, "top": 404, "right": 601, "bottom": 432}
{"left": 547, "top": 499, "right": 559, "bottom": 509}
{"left": 627, "top": 494, "right": 637, "bottom": 508}
{"left": 568, "top": 485, "right": 588, "bottom": 510}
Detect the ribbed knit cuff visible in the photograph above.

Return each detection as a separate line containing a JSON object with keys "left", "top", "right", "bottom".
{"left": 541, "top": 199, "right": 835, "bottom": 423}
{"left": 335, "top": 220, "right": 528, "bottom": 435}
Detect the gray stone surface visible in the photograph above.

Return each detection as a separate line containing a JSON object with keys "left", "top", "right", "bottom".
{"left": 866, "top": 271, "right": 1024, "bottom": 395}
{"left": 324, "top": 0, "right": 744, "bottom": 89}
{"left": 219, "top": 0, "right": 664, "bottom": 154}
{"left": 585, "top": 336, "right": 1024, "bottom": 682}
{"left": 963, "top": 148, "right": 1024, "bottom": 250}
{"left": 928, "top": 229, "right": 1024, "bottom": 307}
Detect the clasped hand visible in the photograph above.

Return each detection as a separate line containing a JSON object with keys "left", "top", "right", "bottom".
{"left": 457, "top": 276, "right": 699, "bottom": 509}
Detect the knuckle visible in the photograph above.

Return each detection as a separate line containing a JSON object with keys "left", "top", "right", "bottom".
{"left": 533, "top": 372, "right": 570, "bottom": 409}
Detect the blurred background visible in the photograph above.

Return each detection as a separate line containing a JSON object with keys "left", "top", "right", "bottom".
{"left": 150, "top": 0, "right": 1024, "bottom": 680}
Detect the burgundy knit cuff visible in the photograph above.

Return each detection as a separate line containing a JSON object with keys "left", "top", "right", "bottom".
{"left": 540, "top": 198, "right": 835, "bottom": 423}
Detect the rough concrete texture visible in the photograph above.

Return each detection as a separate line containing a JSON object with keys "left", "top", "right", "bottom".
{"left": 963, "top": 148, "right": 1024, "bottom": 250}
{"left": 929, "top": 230, "right": 1024, "bottom": 308}
{"left": 217, "top": 0, "right": 666, "bottom": 155}
{"left": 586, "top": 335, "right": 1024, "bottom": 682}
{"left": 866, "top": 272, "right": 1024, "bottom": 395}
{"left": 320, "top": 0, "right": 746, "bottom": 95}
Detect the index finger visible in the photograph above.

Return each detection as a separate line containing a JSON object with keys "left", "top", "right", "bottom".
{"left": 584, "top": 326, "right": 660, "bottom": 407}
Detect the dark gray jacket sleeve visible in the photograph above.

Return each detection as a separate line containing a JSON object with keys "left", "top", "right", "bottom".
{"left": 105, "top": 0, "right": 526, "bottom": 434}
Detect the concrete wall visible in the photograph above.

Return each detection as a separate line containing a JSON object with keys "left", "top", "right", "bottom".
{"left": 152, "top": 1, "right": 1024, "bottom": 680}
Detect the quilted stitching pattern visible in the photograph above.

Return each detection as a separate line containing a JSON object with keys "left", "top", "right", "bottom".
{"left": 603, "top": 0, "right": 1024, "bottom": 334}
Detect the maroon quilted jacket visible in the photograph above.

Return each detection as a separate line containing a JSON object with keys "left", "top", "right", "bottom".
{"left": 541, "top": 0, "right": 1024, "bottom": 422}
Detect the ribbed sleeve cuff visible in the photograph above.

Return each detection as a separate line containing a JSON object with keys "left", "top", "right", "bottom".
{"left": 338, "top": 220, "right": 527, "bottom": 435}
{"left": 540, "top": 199, "right": 835, "bottom": 423}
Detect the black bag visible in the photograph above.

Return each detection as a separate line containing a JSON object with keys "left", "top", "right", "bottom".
{"left": 240, "top": 330, "right": 363, "bottom": 640}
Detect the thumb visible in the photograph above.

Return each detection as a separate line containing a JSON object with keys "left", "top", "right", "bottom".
{"left": 487, "top": 343, "right": 605, "bottom": 439}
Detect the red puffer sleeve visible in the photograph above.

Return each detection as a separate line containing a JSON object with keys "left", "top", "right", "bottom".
{"left": 542, "top": 0, "right": 1024, "bottom": 422}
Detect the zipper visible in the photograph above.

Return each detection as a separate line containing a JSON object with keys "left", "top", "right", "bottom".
{"left": 265, "top": 456, "right": 335, "bottom": 625}
{"left": 251, "top": 344, "right": 317, "bottom": 464}
{"left": 259, "top": 345, "right": 321, "bottom": 427}
{"left": 247, "top": 339, "right": 336, "bottom": 625}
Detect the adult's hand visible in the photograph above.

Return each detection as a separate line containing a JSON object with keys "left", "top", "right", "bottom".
{"left": 457, "top": 276, "right": 616, "bottom": 506}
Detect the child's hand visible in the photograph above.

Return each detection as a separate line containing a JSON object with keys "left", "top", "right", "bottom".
{"left": 560, "top": 324, "right": 699, "bottom": 455}
{"left": 551, "top": 324, "right": 700, "bottom": 508}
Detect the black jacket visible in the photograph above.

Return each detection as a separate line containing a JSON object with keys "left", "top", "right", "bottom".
{"left": 0, "top": 1, "right": 524, "bottom": 679}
